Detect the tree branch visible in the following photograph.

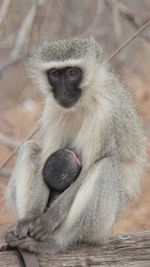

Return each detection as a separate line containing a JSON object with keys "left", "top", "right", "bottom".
{"left": 0, "top": 132, "right": 20, "bottom": 150}
{"left": 0, "top": 168, "right": 11, "bottom": 178}
{"left": 0, "top": 0, "right": 49, "bottom": 75}
{"left": 0, "top": 230, "right": 150, "bottom": 266}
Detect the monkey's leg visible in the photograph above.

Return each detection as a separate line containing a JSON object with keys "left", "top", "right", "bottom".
{"left": 6, "top": 156, "right": 125, "bottom": 252}
{"left": 55, "top": 156, "right": 126, "bottom": 246}
{"left": 6, "top": 141, "right": 49, "bottom": 238}
{"left": 6, "top": 157, "right": 126, "bottom": 253}
{"left": 30, "top": 157, "right": 126, "bottom": 245}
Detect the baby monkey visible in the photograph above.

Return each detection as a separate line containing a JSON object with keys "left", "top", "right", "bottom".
{"left": 43, "top": 149, "right": 82, "bottom": 203}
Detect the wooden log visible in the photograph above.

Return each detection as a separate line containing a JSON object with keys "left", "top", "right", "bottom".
{"left": 0, "top": 230, "right": 150, "bottom": 267}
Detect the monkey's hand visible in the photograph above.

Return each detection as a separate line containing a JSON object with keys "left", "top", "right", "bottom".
{"left": 13, "top": 214, "right": 40, "bottom": 239}
{"left": 5, "top": 230, "right": 61, "bottom": 253}
{"left": 29, "top": 214, "right": 53, "bottom": 241}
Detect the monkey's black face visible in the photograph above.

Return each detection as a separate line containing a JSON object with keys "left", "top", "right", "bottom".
{"left": 47, "top": 67, "right": 82, "bottom": 108}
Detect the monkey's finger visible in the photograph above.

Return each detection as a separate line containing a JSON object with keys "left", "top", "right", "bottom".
{"left": 34, "top": 230, "right": 48, "bottom": 241}
{"left": 27, "top": 223, "right": 34, "bottom": 233}
{"left": 29, "top": 218, "right": 40, "bottom": 233}
{"left": 16, "top": 238, "right": 38, "bottom": 253}
{"left": 6, "top": 231, "right": 38, "bottom": 253}
{"left": 29, "top": 225, "right": 42, "bottom": 237}
{"left": 12, "top": 237, "right": 37, "bottom": 252}
{"left": 14, "top": 225, "right": 29, "bottom": 239}
{"left": 5, "top": 231, "right": 19, "bottom": 247}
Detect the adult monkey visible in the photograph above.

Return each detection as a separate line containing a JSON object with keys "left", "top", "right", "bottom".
{"left": 5, "top": 37, "right": 147, "bottom": 253}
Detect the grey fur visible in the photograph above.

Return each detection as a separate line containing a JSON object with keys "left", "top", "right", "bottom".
{"left": 5, "top": 37, "right": 147, "bottom": 253}
{"left": 32, "top": 36, "right": 104, "bottom": 63}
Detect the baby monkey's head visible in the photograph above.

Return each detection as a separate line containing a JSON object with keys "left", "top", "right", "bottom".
{"left": 42, "top": 149, "right": 82, "bottom": 192}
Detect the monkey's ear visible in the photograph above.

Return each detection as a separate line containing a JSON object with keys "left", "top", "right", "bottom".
{"left": 85, "top": 35, "right": 105, "bottom": 61}
{"left": 26, "top": 40, "right": 52, "bottom": 74}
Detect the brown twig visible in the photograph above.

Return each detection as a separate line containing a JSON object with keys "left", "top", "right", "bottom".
{"left": 0, "top": 0, "right": 13, "bottom": 38}
{"left": 0, "top": 168, "right": 11, "bottom": 178}
{"left": 107, "top": 18, "right": 150, "bottom": 61}
{"left": 0, "top": 0, "right": 38, "bottom": 75}
{"left": 0, "top": 127, "right": 38, "bottom": 171}
{"left": 0, "top": 0, "right": 49, "bottom": 76}
{"left": 112, "top": 0, "right": 122, "bottom": 42}
{"left": 0, "top": 132, "right": 20, "bottom": 150}
{"left": 118, "top": 3, "right": 150, "bottom": 43}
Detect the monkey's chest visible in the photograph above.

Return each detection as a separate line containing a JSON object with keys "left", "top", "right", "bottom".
{"left": 59, "top": 115, "right": 101, "bottom": 169}
{"left": 71, "top": 138, "right": 100, "bottom": 171}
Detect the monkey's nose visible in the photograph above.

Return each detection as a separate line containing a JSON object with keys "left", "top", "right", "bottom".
{"left": 62, "top": 87, "right": 68, "bottom": 95}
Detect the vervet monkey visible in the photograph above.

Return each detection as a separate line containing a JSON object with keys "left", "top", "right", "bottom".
{"left": 5, "top": 37, "right": 147, "bottom": 253}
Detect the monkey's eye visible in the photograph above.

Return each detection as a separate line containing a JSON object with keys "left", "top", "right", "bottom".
{"left": 66, "top": 68, "right": 80, "bottom": 82}
{"left": 48, "top": 69, "right": 60, "bottom": 80}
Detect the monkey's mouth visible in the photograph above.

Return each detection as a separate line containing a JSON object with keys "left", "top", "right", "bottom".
{"left": 57, "top": 100, "right": 78, "bottom": 108}
{"left": 56, "top": 95, "right": 81, "bottom": 109}
{"left": 52, "top": 86, "right": 82, "bottom": 109}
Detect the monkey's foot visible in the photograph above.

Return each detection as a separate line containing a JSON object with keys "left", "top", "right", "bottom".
{"left": 13, "top": 216, "right": 38, "bottom": 239}
{"left": 5, "top": 231, "right": 38, "bottom": 253}
{"left": 5, "top": 231, "right": 59, "bottom": 254}
{"left": 29, "top": 215, "right": 52, "bottom": 241}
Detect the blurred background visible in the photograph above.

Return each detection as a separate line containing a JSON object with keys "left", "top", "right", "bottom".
{"left": 0, "top": 0, "right": 150, "bottom": 236}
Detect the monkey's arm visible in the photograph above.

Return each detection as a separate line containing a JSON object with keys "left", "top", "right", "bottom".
{"left": 7, "top": 134, "right": 62, "bottom": 239}
{"left": 6, "top": 140, "right": 49, "bottom": 219}
{"left": 29, "top": 176, "right": 84, "bottom": 240}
